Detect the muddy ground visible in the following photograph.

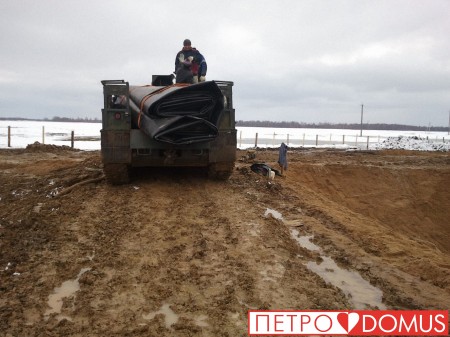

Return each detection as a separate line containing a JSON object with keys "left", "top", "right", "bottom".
{"left": 0, "top": 144, "right": 449, "bottom": 336}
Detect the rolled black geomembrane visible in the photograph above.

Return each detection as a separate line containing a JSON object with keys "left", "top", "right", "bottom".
{"left": 121, "top": 81, "right": 224, "bottom": 145}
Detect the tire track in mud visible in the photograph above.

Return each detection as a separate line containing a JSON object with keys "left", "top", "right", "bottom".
{"left": 35, "top": 184, "right": 142, "bottom": 334}
{"left": 43, "top": 175, "right": 258, "bottom": 336}
{"left": 117, "top": 177, "right": 260, "bottom": 336}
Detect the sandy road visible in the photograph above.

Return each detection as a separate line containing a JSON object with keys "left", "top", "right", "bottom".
{"left": 0, "top": 144, "right": 449, "bottom": 336}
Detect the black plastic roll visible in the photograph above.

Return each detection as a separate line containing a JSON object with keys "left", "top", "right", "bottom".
{"left": 118, "top": 81, "right": 224, "bottom": 145}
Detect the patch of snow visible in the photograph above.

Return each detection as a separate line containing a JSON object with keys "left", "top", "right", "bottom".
{"left": 370, "top": 136, "right": 450, "bottom": 152}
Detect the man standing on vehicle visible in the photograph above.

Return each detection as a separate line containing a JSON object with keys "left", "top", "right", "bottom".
{"left": 175, "top": 39, "right": 207, "bottom": 83}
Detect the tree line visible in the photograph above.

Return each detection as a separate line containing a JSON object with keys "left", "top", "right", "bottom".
{"left": 236, "top": 120, "right": 448, "bottom": 132}
{"left": 44, "top": 117, "right": 101, "bottom": 122}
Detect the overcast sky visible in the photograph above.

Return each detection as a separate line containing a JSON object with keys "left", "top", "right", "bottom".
{"left": 1, "top": 0, "right": 449, "bottom": 126}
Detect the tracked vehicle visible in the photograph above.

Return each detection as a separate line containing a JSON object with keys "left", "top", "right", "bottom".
{"left": 100, "top": 76, "right": 236, "bottom": 184}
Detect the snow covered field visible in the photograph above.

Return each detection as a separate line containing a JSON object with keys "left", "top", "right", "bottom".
{"left": 0, "top": 121, "right": 101, "bottom": 150}
{"left": 1, "top": 120, "right": 449, "bottom": 151}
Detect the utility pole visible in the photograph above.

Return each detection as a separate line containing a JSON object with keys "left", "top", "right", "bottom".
{"left": 360, "top": 104, "right": 364, "bottom": 136}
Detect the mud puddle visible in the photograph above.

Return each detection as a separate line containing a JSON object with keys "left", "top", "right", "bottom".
{"left": 266, "top": 208, "right": 386, "bottom": 309}
{"left": 44, "top": 267, "right": 91, "bottom": 321}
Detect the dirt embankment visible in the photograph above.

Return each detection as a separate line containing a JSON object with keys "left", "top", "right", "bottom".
{"left": 0, "top": 144, "right": 449, "bottom": 336}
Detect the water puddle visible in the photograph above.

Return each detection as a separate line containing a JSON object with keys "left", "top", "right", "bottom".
{"left": 44, "top": 268, "right": 90, "bottom": 320}
{"left": 291, "top": 229, "right": 321, "bottom": 252}
{"left": 292, "top": 228, "right": 385, "bottom": 309}
{"left": 143, "top": 303, "right": 179, "bottom": 329}
{"left": 306, "top": 256, "right": 385, "bottom": 309}
{"left": 265, "top": 208, "right": 386, "bottom": 309}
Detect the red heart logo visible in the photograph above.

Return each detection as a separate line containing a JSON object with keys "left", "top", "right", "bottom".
{"left": 337, "top": 312, "right": 360, "bottom": 332}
